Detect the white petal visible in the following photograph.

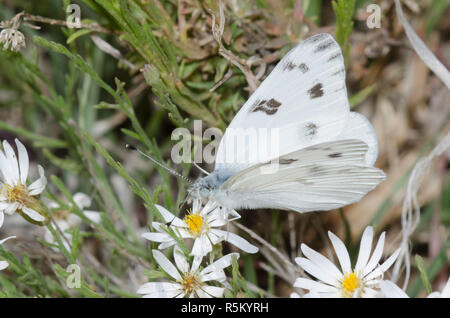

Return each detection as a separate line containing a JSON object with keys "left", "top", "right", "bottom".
{"left": 201, "top": 235, "right": 212, "bottom": 254}
{"left": 294, "top": 277, "right": 337, "bottom": 293}
{"left": 15, "top": 139, "right": 29, "bottom": 184}
{"left": 201, "top": 285, "right": 225, "bottom": 298}
{"left": 190, "top": 255, "right": 203, "bottom": 273}
{"left": 192, "top": 199, "right": 201, "bottom": 214}
{"left": 66, "top": 214, "right": 82, "bottom": 228}
{"left": 173, "top": 246, "right": 190, "bottom": 274}
{"left": 427, "top": 292, "right": 441, "bottom": 298}
{"left": 201, "top": 270, "right": 227, "bottom": 283}
{"left": 208, "top": 231, "right": 223, "bottom": 245}
{"left": 152, "top": 249, "right": 181, "bottom": 281}
{"left": 5, "top": 201, "right": 19, "bottom": 214}
{"left": 439, "top": 278, "right": 450, "bottom": 298}
{"left": 150, "top": 222, "right": 166, "bottom": 232}
{"left": 202, "top": 253, "right": 239, "bottom": 275}
{"left": 201, "top": 200, "right": 217, "bottom": 213}
{"left": 191, "top": 237, "right": 205, "bottom": 258}
{"left": 354, "top": 226, "right": 374, "bottom": 272}
{"left": 295, "top": 257, "right": 339, "bottom": 287}
{"left": 84, "top": 211, "right": 101, "bottom": 224}
{"left": 379, "top": 248, "right": 400, "bottom": 272}
{"left": 379, "top": 280, "right": 409, "bottom": 298}
{"left": 195, "top": 289, "right": 213, "bottom": 298}
{"left": 137, "top": 282, "right": 181, "bottom": 294}
{"left": 155, "top": 204, "right": 185, "bottom": 227}
{"left": 366, "top": 278, "right": 382, "bottom": 286}
{"left": 364, "top": 268, "right": 383, "bottom": 282}
{"left": 0, "top": 149, "right": 14, "bottom": 185}
{"left": 28, "top": 165, "right": 47, "bottom": 195}
{"left": 213, "top": 229, "right": 258, "bottom": 254}
{"left": 44, "top": 228, "right": 54, "bottom": 244}
{"left": 0, "top": 200, "right": 8, "bottom": 210}
{"left": 73, "top": 192, "right": 91, "bottom": 209}
{"left": 361, "top": 287, "right": 378, "bottom": 298}
{"left": 0, "top": 211, "right": 4, "bottom": 228}
{"left": 175, "top": 227, "right": 192, "bottom": 239}
{"left": 55, "top": 220, "right": 71, "bottom": 232}
{"left": 44, "top": 199, "right": 60, "bottom": 209}
{"left": 62, "top": 234, "right": 73, "bottom": 252}
{"left": 191, "top": 235, "right": 212, "bottom": 258}
{"left": 2, "top": 140, "right": 19, "bottom": 184}
{"left": 328, "top": 231, "right": 351, "bottom": 274}
{"left": 142, "top": 232, "right": 172, "bottom": 243}
{"left": 22, "top": 206, "right": 45, "bottom": 222}
{"left": 314, "top": 291, "right": 338, "bottom": 298}
{"left": 363, "top": 232, "right": 385, "bottom": 277}
{"left": 365, "top": 248, "right": 400, "bottom": 282}
{"left": 301, "top": 243, "right": 342, "bottom": 281}
{"left": 142, "top": 289, "right": 183, "bottom": 298}
{"left": 158, "top": 241, "right": 176, "bottom": 250}
{"left": 208, "top": 215, "right": 227, "bottom": 227}
{"left": 303, "top": 290, "right": 322, "bottom": 298}
{"left": 0, "top": 260, "right": 8, "bottom": 270}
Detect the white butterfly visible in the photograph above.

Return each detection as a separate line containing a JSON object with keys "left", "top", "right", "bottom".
{"left": 188, "top": 33, "right": 385, "bottom": 214}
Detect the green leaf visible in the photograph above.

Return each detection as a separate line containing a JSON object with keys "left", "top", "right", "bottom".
{"left": 66, "top": 29, "right": 92, "bottom": 44}
{"left": 407, "top": 238, "right": 449, "bottom": 297}
{"left": 332, "top": 0, "right": 356, "bottom": 61}
{"left": 415, "top": 255, "right": 432, "bottom": 294}
{"left": 303, "top": 0, "right": 322, "bottom": 25}
{"left": 52, "top": 264, "right": 102, "bottom": 298}
{"left": 349, "top": 84, "right": 376, "bottom": 109}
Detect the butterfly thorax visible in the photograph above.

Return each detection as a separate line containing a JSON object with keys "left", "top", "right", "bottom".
{"left": 188, "top": 170, "right": 232, "bottom": 201}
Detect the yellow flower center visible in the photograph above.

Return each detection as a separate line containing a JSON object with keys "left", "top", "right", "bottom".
{"left": 341, "top": 272, "right": 361, "bottom": 297}
{"left": 184, "top": 212, "right": 204, "bottom": 236}
{"left": 180, "top": 272, "right": 201, "bottom": 296}
{"left": 1, "top": 183, "right": 47, "bottom": 224}
{"left": 4, "top": 183, "right": 29, "bottom": 206}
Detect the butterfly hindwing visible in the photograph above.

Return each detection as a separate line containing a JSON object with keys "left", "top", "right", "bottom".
{"left": 333, "top": 112, "right": 379, "bottom": 165}
{"left": 219, "top": 139, "right": 385, "bottom": 212}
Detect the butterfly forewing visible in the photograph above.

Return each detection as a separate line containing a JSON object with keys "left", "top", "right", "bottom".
{"left": 215, "top": 33, "right": 351, "bottom": 174}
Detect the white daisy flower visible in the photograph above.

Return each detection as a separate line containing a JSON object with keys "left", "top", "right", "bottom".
{"left": 0, "top": 236, "right": 15, "bottom": 270}
{"left": 142, "top": 200, "right": 258, "bottom": 258}
{"left": 137, "top": 247, "right": 238, "bottom": 298}
{"left": 44, "top": 192, "right": 101, "bottom": 251}
{"left": 294, "top": 226, "right": 400, "bottom": 298}
{"left": 0, "top": 139, "right": 47, "bottom": 225}
{"left": 0, "top": 28, "right": 25, "bottom": 52}
{"left": 380, "top": 278, "right": 450, "bottom": 298}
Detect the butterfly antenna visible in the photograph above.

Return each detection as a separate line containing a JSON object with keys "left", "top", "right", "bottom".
{"left": 126, "top": 144, "right": 193, "bottom": 184}
{"left": 193, "top": 162, "right": 210, "bottom": 175}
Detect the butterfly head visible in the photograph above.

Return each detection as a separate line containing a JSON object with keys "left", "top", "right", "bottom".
{"left": 188, "top": 174, "right": 219, "bottom": 200}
